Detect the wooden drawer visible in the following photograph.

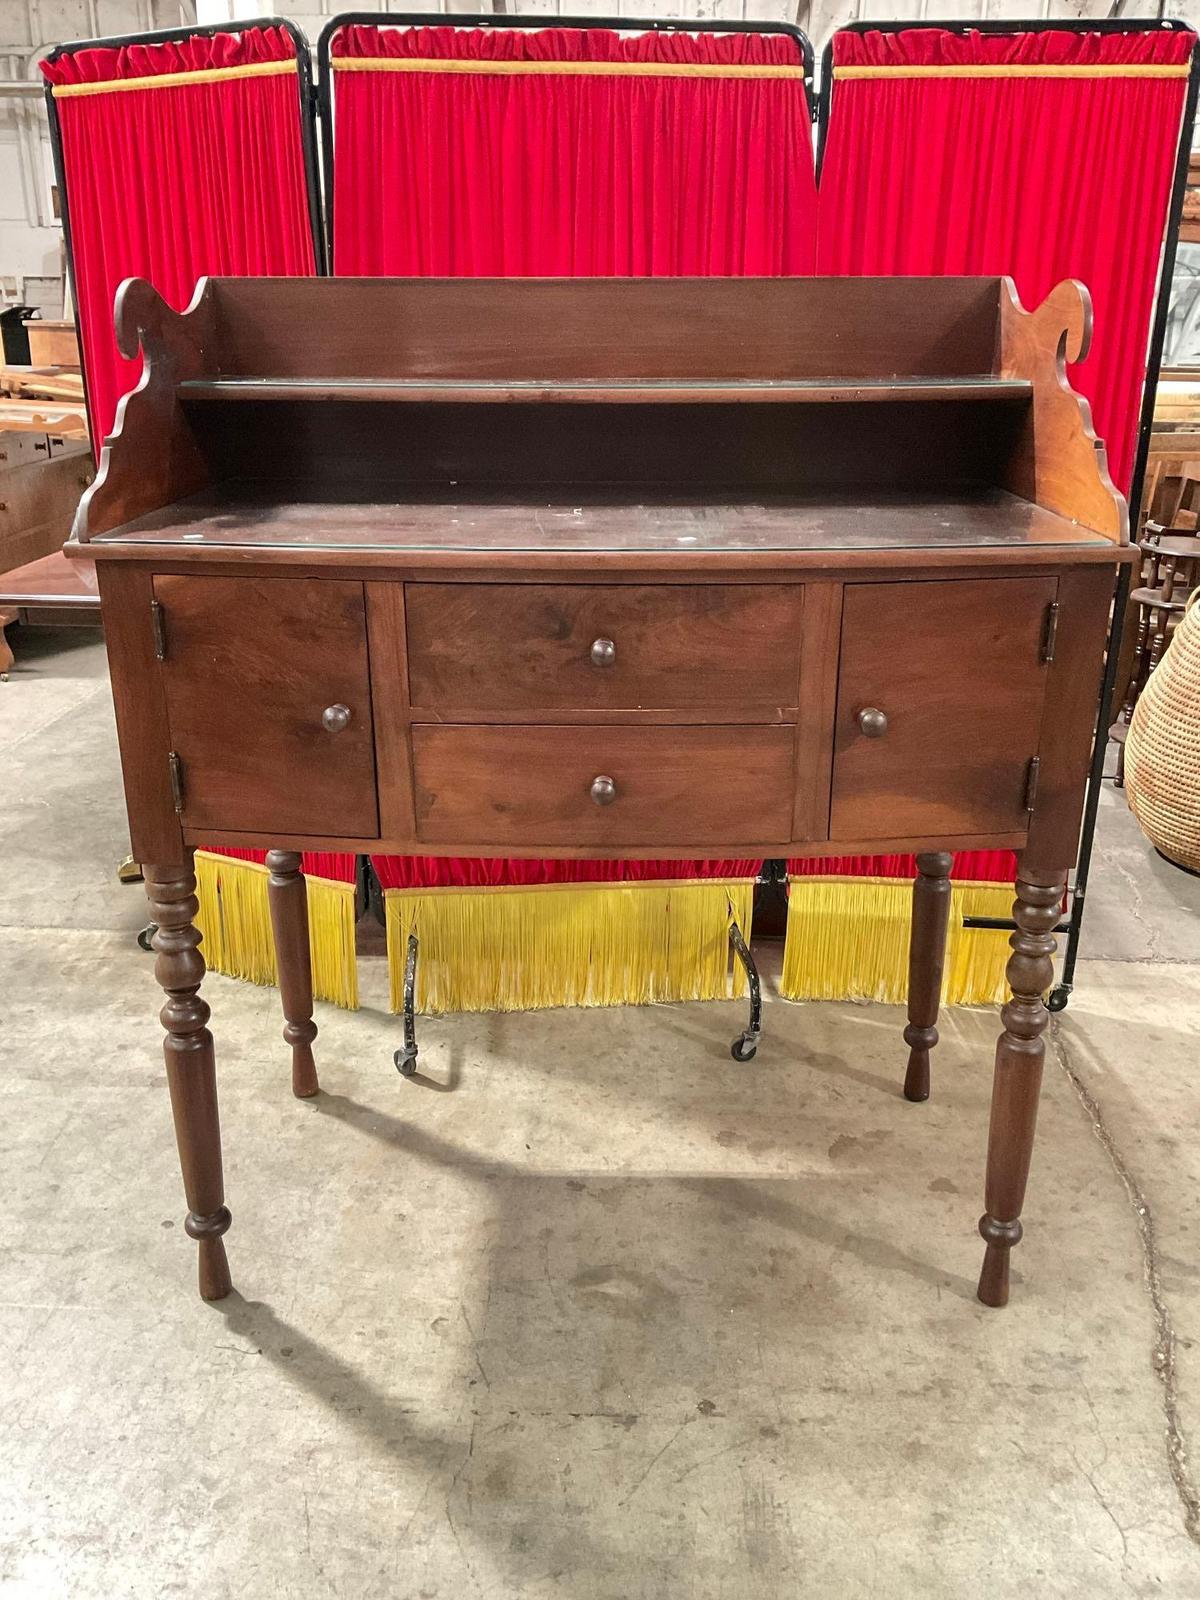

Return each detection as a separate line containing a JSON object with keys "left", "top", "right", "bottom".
{"left": 405, "top": 583, "right": 803, "bottom": 717}
{"left": 831, "top": 576, "right": 1055, "bottom": 840}
{"left": 412, "top": 724, "right": 795, "bottom": 847}
{"left": 155, "top": 575, "right": 378, "bottom": 836}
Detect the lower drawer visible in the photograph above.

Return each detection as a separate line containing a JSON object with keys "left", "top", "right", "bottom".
{"left": 411, "top": 724, "right": 795, "bottom": 847}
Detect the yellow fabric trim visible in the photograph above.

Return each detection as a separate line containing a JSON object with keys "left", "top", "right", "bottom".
{"left": 193, "top": 850, "right": 359, "bottom": 1010}
{"left": 332, "top": 56, "right": 807, "bottom": 81}
{"left": 385, "top": 878, "right": 754, "bottom": 1016}
{"left": 780, "top": 875, "right": 1012, "bottom": 1007}
{"left": 50, "top": 58, "right": 298, "bottom": 98}
{"left": 834, "top": 63, "right": 1190, "bottom": 81}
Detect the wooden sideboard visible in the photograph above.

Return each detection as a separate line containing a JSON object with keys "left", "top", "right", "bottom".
{"left": 69, "top": 275, "right": 1130, "bottom": 1309}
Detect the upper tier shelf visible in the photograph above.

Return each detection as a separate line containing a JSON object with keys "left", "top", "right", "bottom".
{"left": 70, "top": 275, "right": 1130, "bottom": 550}
{"left": 177, "top": 377, "right": 1033, "bottom": 406}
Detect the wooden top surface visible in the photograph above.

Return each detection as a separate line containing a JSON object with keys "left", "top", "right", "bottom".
{"left": 91, "top": 485, "right": 1114, "bottom": 559}
{"left": 0, "top": 549, "right": 98, "bottom": 606}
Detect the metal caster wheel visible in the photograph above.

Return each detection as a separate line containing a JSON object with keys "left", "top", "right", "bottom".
{"left": 1047, "top": 984, "right": 1070, "bottom": 1013}
{"left": 730, "top": 1034, "right": 758, "bottom": 1063}
{"left": 394, "top": 1047, "right": 418, "bottom": 1077}
{"left": 137, "top": 923, "right": 157, "bottom": 952}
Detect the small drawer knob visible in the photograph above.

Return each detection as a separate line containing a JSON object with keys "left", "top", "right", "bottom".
{"left": 590, "top": 775, "right": 617, "bottom": 806}
{"left": 857, "top": 706, "right": 888, "bottom": 739}
{"left": 590, "top": 637, "right": 616, "bottom": 668}
{"left": 322, "top": 703, "right": 352, "bottom": 734}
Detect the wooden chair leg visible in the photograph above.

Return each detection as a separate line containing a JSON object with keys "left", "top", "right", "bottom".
{"left": 977, "top": 866, "right": 1066, "bottom": 1308}
{"left": 266, "top": 849, "right": 320, "bottom": 1098}
{"left": 903, "top": 851, "right": 953, "bottom": 1102}
{"left": 145, "top": 856, "right": 232, "bottom": 1302}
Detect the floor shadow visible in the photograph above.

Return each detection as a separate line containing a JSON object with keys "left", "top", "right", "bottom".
{"left": 680, "top": 1175, "right": 978, "bottom": 1302}
{"left": 311, "top": 1089, "right": 976, "bottom": 1300}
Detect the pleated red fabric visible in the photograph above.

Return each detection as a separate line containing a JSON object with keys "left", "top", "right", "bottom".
{"left": 796, "top": 24, "right": 1193, "bottom": 891}
{"left": 42, "top": 26, "right": 316, "bottom": 453}
{"left": 43, "top": 26, "right": 343, "bottom": 885}
{"left": 331, "top": 24, "right": 816, "bottom": 277}
{"left": 330, "top": 21, "right": 817, "bottom": 897}
{"left": 816, "top": 25, "right": 1193, "bottom": 496}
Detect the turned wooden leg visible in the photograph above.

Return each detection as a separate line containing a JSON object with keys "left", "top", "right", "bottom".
{"left": 977, "top": 867, "right": 1065, "bottom": 1308}
{"left": 266, "top": 849, "right": 319, "bottom": 1099}
{"left": 903, "top": 851, "right": 953, "bottom": 1103}
{"left": 145, "top": 856, "right": 232, "bottom": 1302}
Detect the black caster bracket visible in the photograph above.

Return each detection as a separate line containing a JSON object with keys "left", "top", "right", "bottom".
{"left": 727, "top": 913, "right": 762, "bottom": 1062}
{"left": 138, "top": 923, "right": 157, "bottom": 952}
{"left": 393, "top": 930, "right": 419, "bottom": 1076}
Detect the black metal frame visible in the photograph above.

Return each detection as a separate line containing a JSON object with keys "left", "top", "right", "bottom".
{"left": 316, "top": 10, "right": 815, "bottom": 273}
{"left": 43, "top": 15, "right": 326, "bottom": 444}
{"left": 818, "top": 18, "right": 1200, "bottom": 1007}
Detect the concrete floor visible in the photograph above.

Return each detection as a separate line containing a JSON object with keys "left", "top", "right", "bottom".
{"left": 3, "top": 625, "right": 1200, "bottom": 1599}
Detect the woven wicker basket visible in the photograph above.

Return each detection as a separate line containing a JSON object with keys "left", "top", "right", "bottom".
{"left": 1126, "top": 588, "right": 1200, "bottom": 874}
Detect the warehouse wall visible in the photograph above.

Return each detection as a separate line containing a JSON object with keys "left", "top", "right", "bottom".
{"left": 0, "top": 0, "right": 193, "bottom": 318}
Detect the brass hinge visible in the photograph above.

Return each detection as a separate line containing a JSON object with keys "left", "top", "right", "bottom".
{"left": 168, "top": 751, "right": 184, "bottom": 814}
{"left": 1040, "top": 600, "right": 1059, "bottom": 664}
{"left": 151, "top": 598, "right": 167, "bottom": 661}
{"left": 1023, "top": 756, "right": 1041, "bottom": 813}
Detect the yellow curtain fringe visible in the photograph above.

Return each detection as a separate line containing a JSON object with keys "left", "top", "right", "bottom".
{"left": 51, "top": 59, "right": 297, "bottom": 98}
{"left": 332, "top": 56, "right": 808, "bottom": 80}
{"left": 780, "top": 875, "right": 1013, "bottom": 1007}
{"left": 193, "top": 850, "right": 359, "bottom": 1010}
{"left": 834, "top": 63, "right": 1190, "bottom": 81}
{"left": 384, "top": 878, "right": 755, "bottom": 1016}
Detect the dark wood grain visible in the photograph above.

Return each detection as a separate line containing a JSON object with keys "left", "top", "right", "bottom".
{"left": 88, "top": 487, "right": 1114, "bottom": 559}
{"left": 406, "top": 583, "right": 803, "bottom": 717}
{"left": 792, "top": 581, "right": 841, "bottom": 841}
{"left": 0, "top": 550, "right": 98, "bottom": 608}
{"left": 145, "top": 856, "right": 231, "bottom": 1301}
{"left": 831, "top": 576, "right": 1056, "bottom": 840}
{"left": 412, "top": 724, "right": 795, "bottom": 848}
{"left": 82, "top": 274, "right": 1130, "bottom": 1309}
{"left": 365, "top": 581, "right": 416, "bottom": 841}
{"left": 203, "top": 276, "right": 1007, "bottom": 382}
{"left": 181, "top": 376, "right": 1031, "bottom": 405}
{"left": 903, "top": 853, "right": 953, "bottom": 1103}
{"left": 999, "top": 279, "right": 1126, "bottom": 542}
{"left": 266, "top": 850, "right": 319, "bottom": 1099}
{"left": 154, "top": 575, "right": 378, "bottom": 838}
{"left": 977, "top": 865, "right": 1066, "bottom": 1308}
{"left": 1024, "top": 565, "right": 1117, "bottom": 875}
{"left": 96, "top": 563, "right": 184, "bottom": 864}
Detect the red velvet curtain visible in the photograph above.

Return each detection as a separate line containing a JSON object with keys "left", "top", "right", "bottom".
{"left": 817, "top": 26, "right": 1192, "bottom": 497}
{"left": 44, "top": 26, "right": 329, "bottom": 886}
{"left": 331, "top": 24, "right": 816, "bottom": 276}
{"left": 331, "top": 21, "right": 817, "bottom": 897}
{"left": 42, "top": 26, "right": 316, "bottom": 452}
{"left": 797, "top": 24, "right": 1193, "bottom": 890}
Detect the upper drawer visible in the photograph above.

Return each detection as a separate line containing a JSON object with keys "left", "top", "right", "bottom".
{"left": 405, "top": 583, "right": 803, "bottom": 717}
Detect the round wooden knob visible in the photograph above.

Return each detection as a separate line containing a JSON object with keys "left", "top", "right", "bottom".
{"left": 322, "top": 703, "right": 352, "bottom": 733}
{"left": 857, "top": 706, "right": 888, "bottom": 738}
{"left": 590, "top": 637, "right": 616, "bottom": 667}
{"left": 590, "top": 775, "right": 617, "bottom": 806}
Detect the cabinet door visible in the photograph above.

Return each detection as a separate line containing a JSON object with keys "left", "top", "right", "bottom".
{"left": 155, "top": 575, "right": 378, "bottom": 837}
{"left": 831, "top": 576, "right": 1055, "bottom": 841}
